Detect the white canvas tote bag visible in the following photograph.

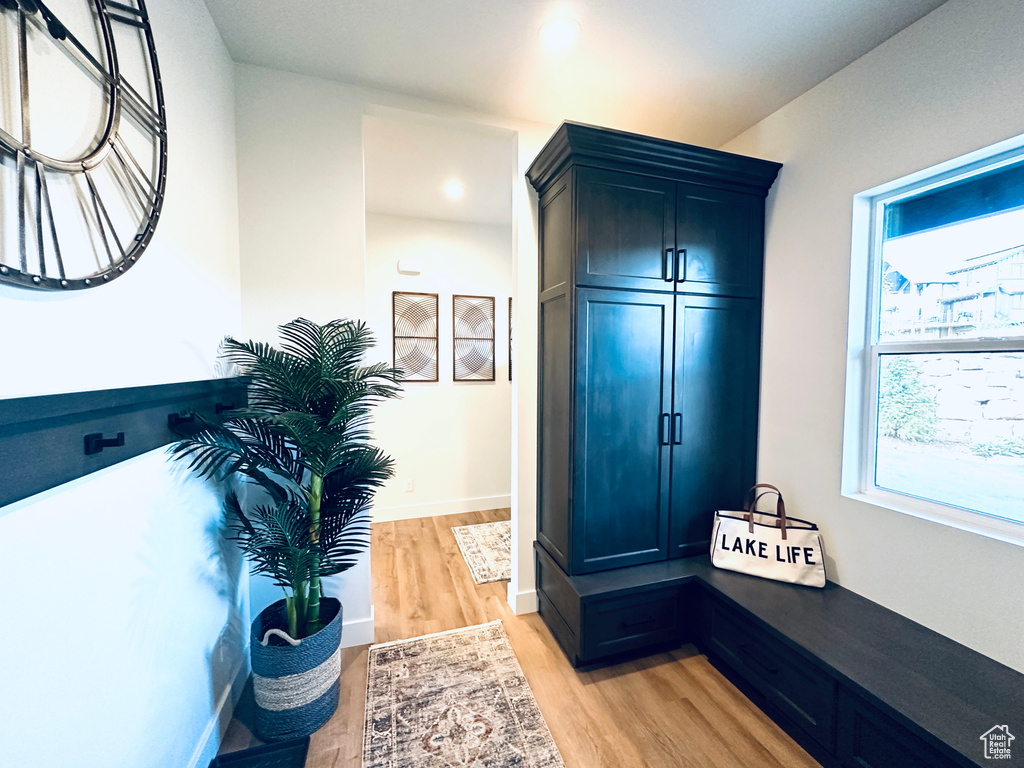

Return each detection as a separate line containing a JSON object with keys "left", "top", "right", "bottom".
{"left": 710, "top": 484, "right": 826, "bottom": 588}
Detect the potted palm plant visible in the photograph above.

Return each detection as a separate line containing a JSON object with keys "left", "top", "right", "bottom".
{"left": 171, "top": 317, "right": 400, "bottom": 741}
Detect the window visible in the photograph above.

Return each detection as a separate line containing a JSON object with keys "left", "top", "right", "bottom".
{"left": 846, "top": 141, "right": 1024, "bottom": 543}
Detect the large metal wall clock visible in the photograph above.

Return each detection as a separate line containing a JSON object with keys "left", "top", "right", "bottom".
{"left": 0, "top": 0, "right": 166, "bottom": 290}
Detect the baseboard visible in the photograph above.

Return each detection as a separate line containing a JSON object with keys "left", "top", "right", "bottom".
{"left": 372, "top": 494, "right": 511, "bottom": 522}
{"left": 342, "top": 605, "right": 375, "bottom": 647}
{"left": 186, "top": 650, "right": 250, "bottom": 768}
{"left": 507, "top": 586, "right": 538, "bottom": 615}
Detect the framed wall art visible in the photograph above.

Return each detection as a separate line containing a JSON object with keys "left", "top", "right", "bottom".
{"left": 393, "top": 291, "right": 439, "bottom": 382}
{"left": 453, "top": 294, "right": 495, "bottom": 382}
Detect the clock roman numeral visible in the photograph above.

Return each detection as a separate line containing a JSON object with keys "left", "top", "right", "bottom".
{"left": 33, "top": 159, "right": 45, "bottom": 277}
{"left": 117, "top": 76, "right": 164, "bottom": 137}
{"left": 103, "top": 0, "right": 148, "bottom": 30}
{"left": 18, "top": 5, "right": 31, "bottom": 146}
{"left": 110, "top": 136, "right": 156, "bottom": 217}
{"left": 15, "top": 158, "right": 67, "bottom": 281}
{"left": 17, "top": 153, "right": 27, "bottom": 272}
{"left": 102, "top": 1, "right": 165, "bottom": 138}
{"left": 84, "top": 170, "right": 126, "bottom": 268}
{"left": 36, "top": 164, "right": 66, "bottom": 280}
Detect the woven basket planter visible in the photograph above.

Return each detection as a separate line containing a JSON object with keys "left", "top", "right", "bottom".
{"left": 250, "top": 597, "right": 343, "bottom": 742}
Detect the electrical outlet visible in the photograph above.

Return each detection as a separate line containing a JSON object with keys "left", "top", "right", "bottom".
{"left": 404, "top": 478, "right": 414, "bottom": 493}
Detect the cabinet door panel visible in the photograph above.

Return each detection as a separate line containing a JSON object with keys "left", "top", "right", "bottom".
{"left": 670, "top": 296, "right": 760, "bottom": 557}
{"left": 540, "top": 173, "right": 573, "bottom": 293}
{"left": 538, "top": 293, "right": 572, "bottom": 568}
{"left": 574, "top": 289, "right": 672, "bottom": 573}
{"left": 576, "top": 167, "right": 676, "bottom": 291}
{"left": 677, "top": 183, "right": 762, "bottom": 297}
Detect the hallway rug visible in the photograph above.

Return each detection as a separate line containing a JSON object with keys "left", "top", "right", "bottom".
{"left": 362, "top": 620, "right": 564, "bottom": 768}
{"left": 451, "top": 519, "right": 511, "bottom": 583}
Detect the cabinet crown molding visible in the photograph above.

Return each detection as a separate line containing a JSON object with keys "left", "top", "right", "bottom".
{"left": 526, "top": 121, "right": 782, "bottom": 196}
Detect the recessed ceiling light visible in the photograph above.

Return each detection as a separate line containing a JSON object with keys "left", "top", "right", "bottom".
{"left": 444, "top": 180, "right": 464, "bottom": 200}
{"left": 540, "top": 16, "right": 580, "bottom": 51}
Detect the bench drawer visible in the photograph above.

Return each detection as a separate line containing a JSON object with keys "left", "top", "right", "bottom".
{"left": 837, "top": 689, "right": 961, "bottom": 768}
{"left": 581, "top": 587, "right": 684, "bottom": 662}
{"left": 702, "top": 595, "right": 836, "bottom": 752}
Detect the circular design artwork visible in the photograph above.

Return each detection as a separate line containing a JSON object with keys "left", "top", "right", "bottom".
{"left": 453, "top": 294, "right": 495, "bottom": 381}
{"left": 394, "top": 336, "right": 437, "bottom": 379}
{"left": 0, "top": 0, "right": 167, "bottom": 290}
{"left": 393, "top": 292, "right": 439, "bottom": 382}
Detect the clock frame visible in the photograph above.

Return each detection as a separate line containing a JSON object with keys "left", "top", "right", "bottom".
{"left": 0, "top": 0, "right": 166, "bottom": 290}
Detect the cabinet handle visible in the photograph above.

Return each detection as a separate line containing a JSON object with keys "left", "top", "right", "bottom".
{"left": 672, "top": 413, "right": 682, "bottom": 445}
{"left": 663, "top": 249, "right": 674, "bottom": 282}
{"left": 661, "top": 413, "right": 671, "bottom": 445}
{"left": 621, "top": 615, "right": 658, "bottom": 629}
{"left": 676, "top": 248, "right": 686, "bottom": 282}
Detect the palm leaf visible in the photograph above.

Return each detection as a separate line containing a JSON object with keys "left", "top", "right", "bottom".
{"left": 171, "top": 317, "right": 402, "bottom": 633}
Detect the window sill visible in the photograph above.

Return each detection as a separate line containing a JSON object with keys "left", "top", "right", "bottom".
{"left": 843, "top": 489, "right": 1024, "bottom": 549}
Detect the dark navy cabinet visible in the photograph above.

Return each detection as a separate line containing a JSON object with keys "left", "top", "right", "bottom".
{"left": 574, "top": 165, "right": 766, "bottom": 298}
{"left": 575, "top": 166, "right": 676, "bottom": 291}
{"left": 670, "top": 294, "right": 761, "bottom": 557}
{"left": 574, "top": 288, "right": 673, "bottom": 573}
{"left": 676, "top": 182, "right": 765, "bottom": 297}
{"left": 528, "top": 122, "right": 780, "bottom": 662}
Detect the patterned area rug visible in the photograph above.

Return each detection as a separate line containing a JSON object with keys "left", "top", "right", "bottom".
{"left": 362, "top": 621, "right": 564, "bottom": 768}
{"left": 451, "top": 520, "right": 511, "bottom": 584}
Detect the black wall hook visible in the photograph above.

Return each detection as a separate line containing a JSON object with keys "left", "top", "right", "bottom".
{"left": 84, "top": 432, "right": 125, "bottom": 456}
{"left": 168, "top": 412, "right": 196, "bottom": 431}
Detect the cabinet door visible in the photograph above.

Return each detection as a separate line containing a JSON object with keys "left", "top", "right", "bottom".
{"left": 576, "top": 167, "right": 676, "bottom": 291}
{"left": 573, "top": 289, "right": 673, "bottom": 573}
{"left": 669, "top": 296, "right": 760, "bottom": 557}
{"left": 676, "top": 182, "right": 763, "bottom": 297}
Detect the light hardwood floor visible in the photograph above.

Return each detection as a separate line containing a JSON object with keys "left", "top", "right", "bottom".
{"left": 220, "top": 509, "right": 821, "bottom": 767}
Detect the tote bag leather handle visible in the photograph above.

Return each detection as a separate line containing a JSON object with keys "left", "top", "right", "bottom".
{"left": 742, "top": 484, "right": 789, "bottom": 540}
{"left": 742, "top": 483, "right": 783, "bottom": 511}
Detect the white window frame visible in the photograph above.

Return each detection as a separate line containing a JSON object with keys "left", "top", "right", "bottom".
{"left": 843, "top": 136, "right": 1024, "bottom": 548}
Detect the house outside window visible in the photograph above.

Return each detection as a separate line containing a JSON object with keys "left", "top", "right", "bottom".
{"left": 846, "top": 142, "right": 1024, "bottom": 544}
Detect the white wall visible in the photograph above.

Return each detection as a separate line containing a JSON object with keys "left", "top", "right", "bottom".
{"left": 0, "top": 1, "right": 246, "bottom": 766}
{"left": 364, "top": 213, "right": 513, "bottom": 520}
{"left": 723, "top": 0, "right": 1024, "bottom": 672}
{"left": 0, "top": 453, "right": 246, "bottom": 768}
{"left": 234, "top": 67, "right": 367, "bottom": 344}
{"left": 234, "top": 63, "right": 552, "bottom": 623}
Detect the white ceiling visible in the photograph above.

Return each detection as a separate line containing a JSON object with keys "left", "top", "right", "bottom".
{"left": 363, "top": 113, "right": 515, "bottom": 225}
{"left": 203, "top": 0, "right": 948, "bottom": 147}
